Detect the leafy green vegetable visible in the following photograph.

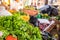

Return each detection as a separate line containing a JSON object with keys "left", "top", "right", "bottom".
{"left": 0, "top": 12, "right": 42, "bottom": 40}
{"left": 56, "top": 15, "right": 60, "bottom": 20}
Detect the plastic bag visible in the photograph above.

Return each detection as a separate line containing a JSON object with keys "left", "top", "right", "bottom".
{"left": 38, "top": 19, "right": 50, "bottom": 24}
{"left": 0, "top": 6, "right": 12, "bottom": 16}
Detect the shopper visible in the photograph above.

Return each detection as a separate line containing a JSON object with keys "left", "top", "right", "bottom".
{"left": 39, "top": 4, "right": 58, "bottom": 16}
{"left": 29, "top": 16, "right": 38, "bottom": 26}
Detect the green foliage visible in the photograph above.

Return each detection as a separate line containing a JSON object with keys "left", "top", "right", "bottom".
{"left": 56, "top": 15, "right": 60, "bottom": 20}
{"left": 0, "top": 13, "right": 42, "bottom": 40}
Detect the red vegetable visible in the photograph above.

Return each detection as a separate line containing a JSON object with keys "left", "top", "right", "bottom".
{"left": 6, "top": 35, "right": 17, "bottom": 40}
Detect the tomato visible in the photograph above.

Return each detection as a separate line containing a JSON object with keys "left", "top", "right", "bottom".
{"left": 13, "top": 37, "right": 17, "bottom": 40}
{"left": 6, "top": 35, "right": 17, "bottom": 40}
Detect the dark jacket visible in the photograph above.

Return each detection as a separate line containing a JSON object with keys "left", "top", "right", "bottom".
{"left": 41, "top": 5, "right": 58, "bottom": 16}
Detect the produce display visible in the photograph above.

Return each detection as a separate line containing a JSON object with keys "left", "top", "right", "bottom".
{"left": 24, "top": 6, "right": 35, "bottom": 10}
{"left": 41, "top": 14, "right": 50, "bottom": 19}
{"left": 0, "top": 0, "right": 60, "bottom": 40}
{"left": 56, "top": 15, "right": 60, "bottom": 20}
{"left": 20, "top": 15, "right": 30, "bottom": 22}
{"left": 9, "top": 10, "right": 16, "bottom": 13}
{"left": 0, "top": 12, "right": 42, "bottom": 40}
{"left": 23, "top": 9, "right": 38, "bottom": 16}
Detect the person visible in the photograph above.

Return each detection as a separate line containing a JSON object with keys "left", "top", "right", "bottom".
{"left": 39, "top": 4, "right": 58, "bottom": 16}
{"left": 2, "top": 2, "right": 9, "bottom": 10}
{"left": 10, "top": 0, "right": 23, "bottom": 11}
{"left": 37, "top": 3, "right": 40, "bottom": 10}
{"left": 0, "top": 5, "right": 12, "bottom": 16}
{"left": 29, "top": 16, "right": 38, "bottom": 26}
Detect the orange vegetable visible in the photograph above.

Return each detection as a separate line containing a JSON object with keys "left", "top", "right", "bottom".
{"left": 6, "top": 35, "right": 17, "bottom": 40}
{"left": 20, "top": 15, "right": 30, "bottom": 22}
{"left": 9, "top": 10, "right": 16, "bottom": 13}
{"left": 23, "top": 9, "right": 38, "bottom": 16}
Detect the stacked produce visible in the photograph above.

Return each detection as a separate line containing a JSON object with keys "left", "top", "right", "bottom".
{"left": 23, "top": 6, "right": 38, "bottom": 16}
{"left": 24, "top": 6, "right": 35, "bottom": 10}
{"left": 41, "top": 14, "right": 50, "bottom": 19}
{"left": 0, "top": 12, "right": 42, "bottom": 40}
{"left": 56, "top": 15, "right": 60, "bottom": 20}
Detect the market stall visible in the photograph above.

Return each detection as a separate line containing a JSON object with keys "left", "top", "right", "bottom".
{"left": 0, "top": 0, "right": 60, "bottom": 40}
